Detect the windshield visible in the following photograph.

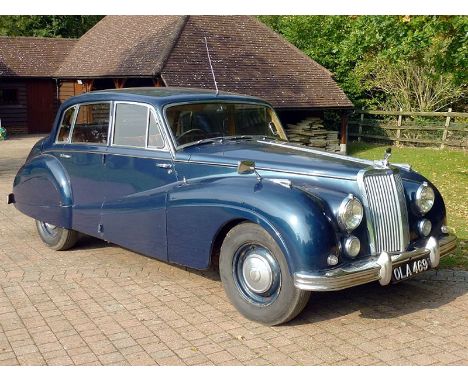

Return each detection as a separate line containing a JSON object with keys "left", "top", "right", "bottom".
{"left": 165, "top": 102, "right": 287, "bottom": 147}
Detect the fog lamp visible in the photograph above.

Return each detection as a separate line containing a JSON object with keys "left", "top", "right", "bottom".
{"left": 418, "top": 219, "right": 432, "bottom": 237}
{"left": 344, "top": 235, "right": 361, "bottom": 258}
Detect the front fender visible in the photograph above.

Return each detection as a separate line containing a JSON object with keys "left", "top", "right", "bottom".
{"left": 12, "top": 154, "right": 73, "bottom": 228}
{"left": 166, "top": 176, "right": 338, "bottom": 272}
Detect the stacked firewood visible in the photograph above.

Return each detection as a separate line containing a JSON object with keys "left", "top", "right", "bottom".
{"left": 284, "top": 117, "right": 341, "bottom": 153}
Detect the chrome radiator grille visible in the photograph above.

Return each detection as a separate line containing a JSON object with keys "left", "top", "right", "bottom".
{"left": 361, "top": 170, "right": 410, "bottom": 253}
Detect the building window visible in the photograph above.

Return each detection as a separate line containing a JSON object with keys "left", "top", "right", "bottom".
{"left": 0, "top": 89, "right": 19, "bottom": 105}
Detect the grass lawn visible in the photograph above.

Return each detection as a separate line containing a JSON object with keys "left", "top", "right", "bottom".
{"left": 348, "top": 142, "right": 468, "bottom": 270}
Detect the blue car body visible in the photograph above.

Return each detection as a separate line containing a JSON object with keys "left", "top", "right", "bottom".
{"left": 11, "top": 88, "right": 457, "bottom": 299}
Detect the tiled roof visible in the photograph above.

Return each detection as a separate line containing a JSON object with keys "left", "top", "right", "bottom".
{"left": 56, "top": 16, "right": 187, "bottom": 78}
{"left": 2, "top": 16, "right": 353, "bottom": 109}
{"left": 0, "top": 36, "right": 76, "bottom": 77}
{"left": 161, "top": 16, "right": 353, "bottom": 108}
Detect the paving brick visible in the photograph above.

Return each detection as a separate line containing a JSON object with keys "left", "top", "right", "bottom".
{"left": 1, "top": 136, "right": 467, "bottom": 366}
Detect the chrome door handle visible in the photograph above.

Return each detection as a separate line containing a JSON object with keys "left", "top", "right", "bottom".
{"left": 59, "top": 153, "right": 71, "bottom": 159}
{"left": 155, "top": 163, "right": 172, "bottom": 169}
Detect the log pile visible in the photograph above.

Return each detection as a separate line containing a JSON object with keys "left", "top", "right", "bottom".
{"left": 284, "top": 117, "right": 341, "bottom": 153}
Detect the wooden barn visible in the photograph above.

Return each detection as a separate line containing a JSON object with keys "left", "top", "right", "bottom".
{"left": 0, "top": 36, "right": 76, "bottom": 134}
{"left": 1, "top": 16, "right": 354, "bottom": 150}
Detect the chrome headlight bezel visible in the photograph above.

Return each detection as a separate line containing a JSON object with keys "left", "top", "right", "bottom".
{"left": 337, "top": 194, "right": 364, "bottom": 232}
{"left": 343, "top": 235, "right": 361, "bottom": 258}
{"left": 415, "top": 182, "right": 435, "bottom": 214}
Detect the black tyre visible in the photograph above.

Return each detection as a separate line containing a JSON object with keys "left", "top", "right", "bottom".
{"left": 35, "top": 220, "right": 79, "bottom": 251}
{"left": 219, "top": 222, "right": 310, "bottom": 325}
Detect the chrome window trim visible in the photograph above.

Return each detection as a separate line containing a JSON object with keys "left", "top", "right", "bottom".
{"left": 55, "top": 105, "right": 78, "bottom": 144}
{"left": 110, "top": 101, "right": 169, "bottom": 152}
{"left": 44, "top": 148, "right": 170, "bottom": 161}
{"left": 161, "top": 100, "right": 286, "bottom": 152}
{"left": 67, "top": 101, "right": 113, "bottom": 146}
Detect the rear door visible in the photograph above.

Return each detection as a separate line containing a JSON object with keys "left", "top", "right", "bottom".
{"left": 52, "top": 102, "right": 111, "bottom": 236}
{"left": 101, "top": 102, "right": 177, "bottom": 261}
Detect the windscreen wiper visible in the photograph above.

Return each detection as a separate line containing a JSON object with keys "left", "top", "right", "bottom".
{"left": 178, "top": 137, "right": 224, "bottom": 149}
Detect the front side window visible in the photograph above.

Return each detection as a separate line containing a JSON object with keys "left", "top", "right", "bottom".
{"left": 71, "top": 103, "right": 110, "bottom": 144}
{"left": 113, "top": 103, "right": 148, "bottom": 147}
{"left": 56, "top": 106, "right": 76, "bottom": 143}
{"left": 147, "top": 111, "right": 164, "bottom": 149}
{"left": 165, "top": 102, "right": 286, "bottom": 147}
{"left": 112, "top": 103, "right": 165, "bottom": 149}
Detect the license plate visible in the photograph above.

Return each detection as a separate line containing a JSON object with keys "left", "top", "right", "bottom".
{"left": 392, "top": 256, "right": 431, "bottom": 283}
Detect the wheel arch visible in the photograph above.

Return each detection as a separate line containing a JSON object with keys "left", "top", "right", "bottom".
{"left": 167, "top": 176, "right": 338, "bottom": 273}
{"left": 12, "top": 153, "right": 73, "bottom": 228}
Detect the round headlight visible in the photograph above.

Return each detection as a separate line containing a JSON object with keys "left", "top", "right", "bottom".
{"left": 415, "top": 182, "right": 435, "bottom": 214}
{"left": 337, "top": 195, "right": 363, "bottom": 232}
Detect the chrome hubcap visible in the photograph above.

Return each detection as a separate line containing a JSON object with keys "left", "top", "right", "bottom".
{"left": 233, "top": 244, "right": 281, "bottom": 306}
{"left": 41, "top": 222, "right": 59, "bottom": 238}
{"left": 242, "top": 253, "right": 273, "bottom": 293}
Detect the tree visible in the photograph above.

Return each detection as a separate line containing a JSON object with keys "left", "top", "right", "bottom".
{"left": 0, "top": 16, "right": 103, "bottom": 38}
{"left": 259, "top": 16, "right": 467, "bottom": 110}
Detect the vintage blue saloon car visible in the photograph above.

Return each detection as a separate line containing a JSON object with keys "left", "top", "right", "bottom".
{"left": 9, "top": 88, "right": 457, "bottom": 325}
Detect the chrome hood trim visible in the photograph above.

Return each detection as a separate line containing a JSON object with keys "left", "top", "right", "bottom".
{"left": 257, "top": 140, "right": 374, "bottom": 166}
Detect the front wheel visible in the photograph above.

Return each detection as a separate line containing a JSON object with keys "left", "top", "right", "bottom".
{"left": 35, "top": 220, "right": 78, "bottom": 251}
{"left": 219, "top": 222, "right": 310, "bottom": 325}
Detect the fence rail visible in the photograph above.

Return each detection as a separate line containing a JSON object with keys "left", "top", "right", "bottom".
{"left": 349, "top": 109, "right": 468, "bottom": 148}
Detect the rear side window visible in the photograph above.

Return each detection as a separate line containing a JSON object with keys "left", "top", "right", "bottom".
{"left": 113, "top": 103, "right": 148, "bottom": 147}
{"left": 56, "top": 106, "right": 76, "bottom": 143}
{"left": 71, "top": 103, "right": 110, "bottom": 144}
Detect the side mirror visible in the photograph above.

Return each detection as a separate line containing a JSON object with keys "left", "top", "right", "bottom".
{"left": 237, "top": 160, "right": 256, "bottom": 175}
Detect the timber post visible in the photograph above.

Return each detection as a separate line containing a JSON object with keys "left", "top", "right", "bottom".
{"left": 441, "top": 107, "right": 452, "bottom": 149}
{"left": 358, "top": 112, "right": 364, "bottom": 142}
{"left": 396, "top": 107, "right": 403, "bottom": 146}
{"left": 340, "top": 111, "right": 349, "bottom": 154}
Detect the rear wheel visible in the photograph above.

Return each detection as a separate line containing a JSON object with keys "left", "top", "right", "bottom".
{"left": 219, "top": 222, "right": 310, "bottom": 325}
{"left": 35, "top": 220, "right": 78, "bottom": 251}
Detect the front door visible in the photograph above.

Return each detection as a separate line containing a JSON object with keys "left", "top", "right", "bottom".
{"left": 26, "top": 80, "right": 57, "bottom": 133}
{"left": 100, "top": 102, "right": 177, "bottom": 261}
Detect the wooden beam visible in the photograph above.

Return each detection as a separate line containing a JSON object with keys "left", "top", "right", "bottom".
{"left": 153, "top": 78, "right": 164, "bottom": 87}
{"left": 113, "top": 78, "right": 126, "bottom": 89}
{"left": 340, "top": 112, "right": 348, "bottom": 153}
{"left": 83, "top": 79, "right": 94, "bottom": 92}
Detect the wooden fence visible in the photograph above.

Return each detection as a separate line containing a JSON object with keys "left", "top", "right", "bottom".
{"left": 348, "top": 109, "right": 468, "bottom": 149}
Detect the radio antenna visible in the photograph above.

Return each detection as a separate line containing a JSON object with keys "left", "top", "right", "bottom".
{"left": 204, "top": 37, "right": 219, "bottom": 95}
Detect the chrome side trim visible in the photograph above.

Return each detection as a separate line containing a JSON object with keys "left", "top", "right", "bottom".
{"left": 173, "top": 160, "right": 356, "bottom": 180}
{"left": 294, "top": 234, "right": 457, "bottom": 292}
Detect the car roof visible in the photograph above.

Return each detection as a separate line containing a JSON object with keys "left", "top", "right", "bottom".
{"left": 61, "top": 87, "right": 272, "bottom": 109}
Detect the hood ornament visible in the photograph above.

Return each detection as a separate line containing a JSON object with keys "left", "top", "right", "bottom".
{"left": 374, "top": 147, "right": 392, "bottom": 169}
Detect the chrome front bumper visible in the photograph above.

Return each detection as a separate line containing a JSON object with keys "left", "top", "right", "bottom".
{"left": 294, "top": 234, "right": 457, "bottom": 292}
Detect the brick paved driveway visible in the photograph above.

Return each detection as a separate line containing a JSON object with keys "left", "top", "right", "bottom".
{"left": 0, "top": 136, "right": 467, "bottom": 366}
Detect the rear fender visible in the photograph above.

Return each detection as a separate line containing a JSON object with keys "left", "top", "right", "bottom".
{"left": 12, "top": 154, "right": 73, "bottom": 228}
